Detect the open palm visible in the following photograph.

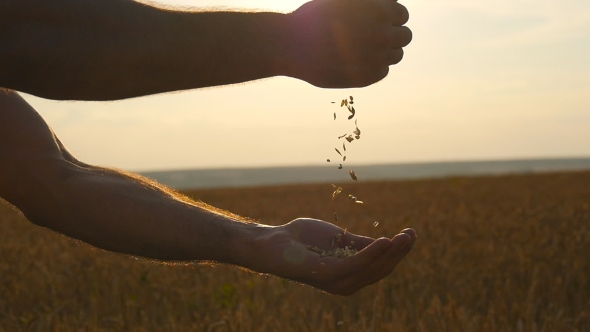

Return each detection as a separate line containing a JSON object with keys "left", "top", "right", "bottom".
{"left": 250, "top": 218, "right": 416, "bottom": 296}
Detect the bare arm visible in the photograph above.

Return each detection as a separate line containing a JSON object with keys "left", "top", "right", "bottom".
{"left": 0, "top": 0, "right": 412, "bottom": 100}
{"left": 0, "top": 88, "right": 255, "bottom": 262}
{"left": 0, "top": 89, "right": 416, "bottom": 295}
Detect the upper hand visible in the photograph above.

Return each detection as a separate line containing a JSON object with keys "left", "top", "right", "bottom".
{"left": 285, "top": 0, "right": 412, "bottom": 88}
{"left": 248, "top": 218, "right": 416, "bottom": 296}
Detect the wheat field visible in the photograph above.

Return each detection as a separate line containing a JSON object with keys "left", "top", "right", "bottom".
{"left": 1, "top": 171, "right": 589, "bottom": 331}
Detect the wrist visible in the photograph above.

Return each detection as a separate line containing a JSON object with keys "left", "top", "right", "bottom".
{"left": 221, "top": 219, "right": 276, "bottom": 270}
{"left": 277, "top": 13, "right": 304, "bottom": 80}
{"left": 262, "top": 12, "right": 300, "bottom": 79}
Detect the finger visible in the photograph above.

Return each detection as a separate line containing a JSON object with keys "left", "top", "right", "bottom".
{"left": 387, "top": 48, "right": 404, "bottom": 65}
{"left": 389, "top": 2, "right": 410, "bottom": 26}
{"left": 361, "top": 230, "right": 417, "bottom": 286}
{"left": 334, "top": 237, "right": 392, "bottom": 276}
{"left": 400, "top": 228, "right": 417, "bottom": 244}
{"left": 344, "top": 229, "right": 415, "bottom": 251}
{"left": 386, "top": 26, "right": 412, "bottom": 48}
{"left": 339, "top": 232, "right": 411, "bottom": 291}
{"left": 312, "top": 237, "right": 392, "bottom": 293}
{"left": 318, "top": 229, "right": 417, "bottom": 295}
{"left": 342, "top": 232, "right": 375, "bottom": 250}
{"left": 301, "top": 236, "right": 385, "bottom": 285}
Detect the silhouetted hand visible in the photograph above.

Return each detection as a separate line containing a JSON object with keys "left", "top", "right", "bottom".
{"left": 249, "top": 218, "right": 416, "bottom": 296}
{"left": 286, "top": 0, "right": 412, "bottom": 88}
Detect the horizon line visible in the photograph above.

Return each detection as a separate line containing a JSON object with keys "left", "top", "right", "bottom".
{"left": 136, "top": 155, "right": 590, "bottom": 174}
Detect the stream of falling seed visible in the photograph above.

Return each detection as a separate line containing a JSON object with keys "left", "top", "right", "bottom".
{"left": 327, "top": 96, "right": 376, "bottom": 228}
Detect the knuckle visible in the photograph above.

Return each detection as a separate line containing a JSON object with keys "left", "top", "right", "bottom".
{"left": 400, "top": 26, "right": 413, "bottom": 45}
{"left": 394, "top": 3, "right": 410, "bottom": 25}
{"left": 387, "top": 26, "right": 412, "bottom": 47}
{"left": 381, "top": 65, "right": 390, "bottom": 78}
{"left": 391, "top": 48, "right": 404, "bottom": 65}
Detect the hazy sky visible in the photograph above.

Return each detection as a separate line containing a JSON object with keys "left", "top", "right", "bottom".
{"left": 22, "top": 0, "right": 590, "bottom": 171}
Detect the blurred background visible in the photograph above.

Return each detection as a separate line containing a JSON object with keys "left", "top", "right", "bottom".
{"left": 19, "top": 0, "right": 590, "bottom": 186}
{"left": 4, "top": 2, "right": 590, "bottom": 330}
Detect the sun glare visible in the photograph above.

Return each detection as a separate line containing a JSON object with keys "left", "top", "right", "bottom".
{"left": 158, "top": 0, "right": 306, "bottom": 13}
{"left": 246, "top": 0, "right": 305, "bottom": 12}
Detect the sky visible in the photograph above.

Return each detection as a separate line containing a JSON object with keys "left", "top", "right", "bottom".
{"left": 21, "top": 0, "right": 590, "bottom": 172}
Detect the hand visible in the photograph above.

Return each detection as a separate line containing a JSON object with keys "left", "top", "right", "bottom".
{"left": 285, "top": 0, "right": 412, "bottom": 88}
{"left": 249, "top": 218, "right": 416, "bottom": 296}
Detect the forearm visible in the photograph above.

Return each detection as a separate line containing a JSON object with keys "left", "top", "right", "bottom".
{"left": 4, "top": 158, "right": 271, "bottom": 264}
{"left": 0, "top": 0, "right": 292, "bottom": 100}
{"left": 0, "top": 89, "right": 270, "bottom": 264}
{"left": 3, "top": 158, "right": 418, "bottom": 296}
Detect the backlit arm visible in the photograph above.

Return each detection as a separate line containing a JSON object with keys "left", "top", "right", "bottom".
{"left": 0, "top": 89, "right": 416, "bottom": 296}
{"left": 0, "top": 0, "right": 291, "bottom": 100}
{"left": 0, "top": 0, "right": 412, "bottom": 100}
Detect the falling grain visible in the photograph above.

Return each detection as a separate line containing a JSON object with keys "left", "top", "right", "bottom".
{"left": 332, "top": 185, "right": 343, "bottom": 200}
{"left": 353, "top": 124, "right": 361, "bottom": 136}
{"left": 347, "top": 106, "right": 356, "bottom": 120}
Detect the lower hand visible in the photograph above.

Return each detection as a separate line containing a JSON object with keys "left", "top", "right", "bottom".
{"left": 249, "top": 218, "right": 416, "bottom": 296}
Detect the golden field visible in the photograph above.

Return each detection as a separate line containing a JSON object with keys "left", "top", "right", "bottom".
{"left": 1, "top": 171, "right": 589, "bottom": 331}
